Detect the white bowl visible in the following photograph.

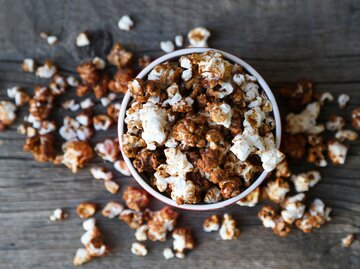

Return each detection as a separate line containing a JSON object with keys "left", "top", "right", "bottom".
{"left": 118, "top": 47, "right": 281, "bottom": 211}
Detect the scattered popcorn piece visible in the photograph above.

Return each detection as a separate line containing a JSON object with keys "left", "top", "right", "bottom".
{"left": 90, "top": 167, "right": 113, "bottom": 181}
{"left": 0, "top": 101, "right": 17, "bottom": 131}
{"left": 92, "top": 57, "right": 106, "bottom": 70}
{"left": 203, "top": 186, "right": 222, "bottom": 203}
{"left": 326, "top": 115, "right": 345, "bottom": 131}
{"left": 338, "top": 94, "right": 350, "bottom": 109}
{"left": 327, "top": 140, "right": 348, "bottom": 165}
{"left": 104, "top": 180, "right": 120, "bottom": 194}
{"left": 172, "top": 227, "right": 195, "bottom": 257}
{"left": 342, "top": 234, "right": 355, "bottom": 248}
{"left": 237, "top": 187, "right": 260, "bottom": 207}
{"left": 135, "top": 224, "right": 148, "bottom": 241}
{"left": 49, "top": 208, "right": 68, "bottom": 221}
{"left": 93, "top": 114, "right": 113, "bottom": 131}
{"left": 258, "top": 205, "right": 276, "bottom": 228}
{"left": 36, "top": 60, "right": 57, "bottom": 78}
{"left": 203, "top": 215, "right": 221, "bottom": 232}
{"left": 335, "top": 130, "right": 358, "bottom": 142}
{"left": 76, "top": 202, "right": 97, "bottom": 219}
{"left": 62, "top": 99, "right": 80, "bottom": 111}
{"left": 264, "top": 178, "right": 290, "bottom": 203}
{"left": 187, "top": 27, "right": 210, "bottom": 47}
{"left": 351, "top": 107, "right": 360, "bottom": 130}
{"left": 290, "top": 171, "right": 321, "bottom": 192}
{"left": 67, "top": 76, "right": 79, "bottom": 87}
{"left": 47, "top": 35, "right": 58, "bottom": 45}
{"left": 131, "top": 242, "right": 147, "bottom": 256}
{"left": 219, "top": 214, "right": 240, "bottom": 240}
{"left": 280, "top": 193, "right": 306, "bottom": 224}
{"left": 76, "top": 112, "right": 92, "bottom": 127}
{"left": 118, "top": 15, "right": 134, "bottom": 31}
{"left": 122, "top": 186, "right": 150, "bottom": 211}
{"left": 82, "top": 218, "right": 96, "bottom": 231}
{"left": 174, "top": 35, "right": 183, "bottom": 47}
{"left": 73, "top": 248, "right": 92, "bottom": 266}
{"left": 101, "top": 202, "right": 124, "bottom": 218}
{"left": 272, "top": 216, "right": 291, "bottom": 237}
{"left": 85, "top": 238, "right": 108, "bottom": 257}
{"left": 114, "top": 160, "right": 131, "bottom": 176}
{"left": 95, "top": 139, "right": 119, "bottom": 162}
{"left": 163, "top": 248, "right": 175, "bottom": 259}
{"left": 318, "top": 92, "right": 334, "bottom": 105}
{"left": 80, "top": 98, "right": 94, "bottom": 110}
{"left": 21, "top": 58, "right": 36, "bottom": 73}
{"left": 160, "top": 41, "right": 175, "bottom": 53}
{"left": 147, "top": 207, "right": 179, "bottom": 241}
{"left": 76, "top": 32, "right": 90, "bottom": 47}
{"left": 7, "top": 86, "right": 30, "bottom": 106}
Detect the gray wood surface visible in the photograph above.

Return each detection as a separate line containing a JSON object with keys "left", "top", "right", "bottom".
{"left": 0, "top": 0, "right": 359, "bottom": 268}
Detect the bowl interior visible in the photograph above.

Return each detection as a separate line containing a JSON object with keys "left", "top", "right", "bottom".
{"left": 118, "top": 47, "right": 281, "bottom": 211}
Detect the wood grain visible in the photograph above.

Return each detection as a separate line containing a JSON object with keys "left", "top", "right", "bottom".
{"left": 0, "top": 0, "right": 359, "bottom": 268}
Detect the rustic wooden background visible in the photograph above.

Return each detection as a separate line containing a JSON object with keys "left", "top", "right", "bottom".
{"left": 0, "top": 0, "right": 359, "bottom": 268}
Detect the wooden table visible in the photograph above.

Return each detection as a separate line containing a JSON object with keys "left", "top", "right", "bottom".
{"left": 0, "top": 0, "right": 359, "bottom": 268}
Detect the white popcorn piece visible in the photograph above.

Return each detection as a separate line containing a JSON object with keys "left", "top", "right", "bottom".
{"left": 335, "top": 130, "right": 358, "bottom": 142}
{"left": 90, "top": 167, "right": 113, "bottom": 181}
{"left": 73, "top": 248, "right": 92, "bottom": 266}
{"left": 104, "top": 180, "right": 120, "bottom": 194}
{"left": 326, "top": 115, "right": 345, "bottom": 131}
{"left": 309, "top": 199, "right": 332, "bottom": 221}
{"left": 290, "top": 171, "right": 321, "bottom": 192}
{"left": 38, "top": 121, "right": 56, "bottom": 135}
{"left": 95, "top": 139, "right": 119, "bottom": 162}
{"left": 21, "top": 58, "right": 35, "bottom": 73}
{"left": 49, "top": 208, "right": 68, "bottom": 221}
{"left": 93, "top": 115, "right": 112, "bottom": 131}
{"left": 80, "top": 98, "right": 94, "bottom": 110}
{"left": 219, "top": 214, "right": 239, "bottom": 240}
{"left": 76, "top": 32, "right": 90, "bottom": 47}
{"left": 36, "top": 61, "right": 57, "bottom": 78}
{"left": 342, "top": 234, "right": 355, "bottom": 248}
{"left": 208, "top": 103, "right": 233, "bottom": 128}
{"left": 174, "top": 35, "right": 183, "bottom": 47}
{"left": 163, "top": 248, "right": 175, "bottom": 259}
{"left": 327, "top": 140, "right": 348, "bottom": 164}
{"left": 82, "top": 218, "right": 96, "bottom": 231}
{"left": 131, "top": 242, "right": 147, "bottom": 256}
{"left": 259, "top": 147, "right": 285, "bottom": 172}
{"left": 338, "top": 94, "right": 350, "bottom": 109}
{"left": 81, "top": 226, "right": 100, "bottom": 245}
{"left": 118, "top": 15, "right": 134, "bottom": 31}
{"left": 76, "top": 126, "right": 93, "bottom": 141}
{"left": 76, "top": 113, "right": 91, "bottom": 127}
{"left": 66, "top": 76, "right": 79, "bottom": 87}
{"left": 187, "top": 27, "right": 210, "bottom": 47}
{"left": 46, "top": 35, "right": 58, "bottom": 45}
{"left": 160, "top": 41, "right": 175, "bottom": 53}
{"left": 203, "top": 215, "right": 220, "bottom": 232}
{"left": 286, "top": 102, "right": 324, "bottom": 135}
{"left": 62, "top": 99, "right": 80, "bottom": 111}
{"left": 204, "top": 186, "right": 222, "bottom": 204}
{"left": 264, "top": 178, "right": 290, "bottom": 203}
{"left": 318, "top": 92, "right": 334, "bottom": 105}
{"left": 179, "top": 56, "right": 192, "bottom": 81}
{"left": 92, "top": 57, "right": 106, "bottom": 70}
{"left": 135, "top": 225, "right": 148, "bottom": 241}
{"left": 101, "top": 202, "right": 124, "bottom": 218}
{"left": 280, "top": 193, "right": 306, "bottom": 224}
{"left": 7, "top": 86, "right": 29, "bottom": 107}
{"left": 233, "top": 73, "right": 245, "bottom": 85}
{"left": 237, "top": 187, "right": 260, "bottom": 207}
{"left": 86, "top": 240, "right": 107, "bottom": 257}
{"left": 114, "top": 160, "right": 131, "bottom": 176}
{"left": 217, "top": 82, "right": 234, "bottom": 99}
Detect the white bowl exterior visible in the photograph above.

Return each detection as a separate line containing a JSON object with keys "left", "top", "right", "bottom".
{"left": 118, "top": 47, "right": 282, "bottom": 211}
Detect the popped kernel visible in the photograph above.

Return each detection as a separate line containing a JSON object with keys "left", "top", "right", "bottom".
{"left": 203, "top": 214, "right": 221, "bottom": 232}
{"left": 76, "top": 202, "right": 97, "bottom": 219}
{"left": 290, "top": 171, "right": 321, "bottom": 192}
{"left": 327, "top": 139, "right": 348, "bottom": 165}
{"left": 118, "top": 15, "right": 134, "bottom": 31}
{"left": 122, "top": 186, "right": 150, "bottom": 211}
{"left": 219, "top": 214, "right": 240, "bottom": 240}
{"left": 131, "top": 242, "right": 147, "bottom": 256}
{"left": 187, "top": 27, "right": 210, "bottom": 47}
{"left": 101, "top": 202, "right": 124, "bottom": 218}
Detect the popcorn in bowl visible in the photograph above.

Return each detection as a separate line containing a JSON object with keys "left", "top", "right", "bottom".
{"left": 120, "top": 50, "right": 283, "bottom": 205}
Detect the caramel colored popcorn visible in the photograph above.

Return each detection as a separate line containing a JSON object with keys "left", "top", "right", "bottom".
{"left": 172, "top": 227, "right": 195, "bottom": 257}
{"left": 76, "top": 202, "right": 97, "bottom": 219}
{"left": 327, "top": 139, "right": 348, "bottom": 165}
{"left": 237, "top": 187, "right": 260, "bottom": 207}
{"left": 279, "top": 79, "right": 313, "bottom": 111}
{"left": 281, "top": 134, "right": 307, "bottom": 160}
{"left": 290, "top": 170, "right": 321, "bottom": 192}
{"left": 95, "top": 138, "right": 119, "bottom": 162}
{"left": 122, "top": 186, "right": 150, "bottom": 211}
{"left": 108, "top": 68, "right": 135, "bottom": 94}
{"left": 23, "top": 134, "right": 55, "bottom": 162}
{"left": 119, "top": 209, "right": 145, "bottom": 229}
{"left": 107, "top": 43, "right": 133, "bottom": 68}
{"left": 326, "top": 115, "right": 345, "bottom": 131}
{"left": 187, "top": 27, "right": 210, "bottom": 47}
{"left": 203, "top": 214, "right": 221, "bottom": 232}
{"left": 0, "top": 101, "right": 17, "bottom": 131}
{"left": 342, "top": 234, "right": 355, "bottom": 248}
{"left": 101, "top": 202, "right": 124, "bottom": 218}
{"left": 351, "top": 107, "right": 360, "bottom": 130}
{"left": 61, "top": 141, "right": 93, "bottom": 173}
{"left": 264, "top": 178, "right": 290, "bottom": 204}
{"left": 49, "top": 208, "right": 68, "bottom": 221}
{"left": 147, "top": 207, "right": 179, "bottom": 241}
{"left": 219, "top": 214, "right": 240, "bottom": 240}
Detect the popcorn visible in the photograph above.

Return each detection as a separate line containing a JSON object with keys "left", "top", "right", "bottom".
{"left": 352, "top": 107, "right": 360, "bottom": 130}
{"left": 62, "top": 99, "right": 80, "bottom": 111}
{"left": 279, "top": 79, "right": 313, "bottom": 111}
{"left": 101, "top": 202, "right": 124, "bottom": 218}
{"left": 326, "top": 115, "right": 345, "bottom": 131}
{"left": 206, "top": 102, "right": 233, "bottom": 128}
{"left": 118, "top": 15, "right": 134, "bottom": 31}
{"left": 104, "top": 180, "right": 120, "bottom": 194}
{"left": 49, "top": 208, "right": 68, "bottom": 221}
{"left": 327, "top": 140, "right": 348, "bottom": 164}
{"left": 80, "top": 98, "right": 94, "bottom": 110}
{"left": 119, "top": 209, "right": 145, "bottom": 229}
{"left": 335, "top": 130, "right": 358, "bottom": 141}
{"left": 66, "top": 76, "right": 79, "bottom": 87}
{"left": 76, "top": 32, "right": 90, "bottom": 47}
{"left": 122, "top": 186, "right": 150, "bottom": 211}
{"left": 7, "top": 86, "right": 30, "bottom": 106}
{"left": 342, "top": 234, "right": 355, "bottom": 248}
{"left": 281, "top": 134, "right": 307, "bottom": 160}
{"left": 92, "top": 57, "right": 106, "bottom": 70}
{"left": 174, "top": 35, "right": 183, "bottom": 47}
{"left": 187, "top": 27, "right": 210, "bottom": 47}
{"left": 95, "top": 139, "right": 119, "bottom": 162}
{"left": 147, "top": 207, "right": 179, "bottom": 241}
{"left": 290, "top": 171, "right": 321, "bottom": 192}
{"left": 0, "top": 101, "right": 17, "bottom": 131}
{"left": 163, "top": 248, "right": 175, "bottom": 259}
{"left": 264, "top": 178, "right": 290, "bottom": 203}
{"left": 76, "top": 202, "right": 97, "bottom": 219}
{"left": 219, "top": 214, "right": 240, "bottom": 240}
{"left": 107, "top": 43, "right": 133, "bottom": 68}
{"left": 73, "top": 248, "right": 92, "bottom": 266}
{"left": 131, "top": 242, "right": 147, "bottom": 256}
{"left": 114, "top": 160, "right": 131, "bottom": 176}
{"left": 318, "top": 92, "right": 334, "bottom": 105}
{"left": 272, "top": 216, "right": 291, "bottom": 237}
{"left": 337, "top": 94, "right": 350, "bottom": 109}
{"left": 93, "top": 114, "right": 113, "bottom": 131}
{"left": 172, "top": 228, "right": 195, "bottom": 256}
{"left": 61, "top": 141, "right": 93, "bottom": 173}
{"left": 203, "top": 186, "right": 222, "bottom": 203}
{"left": 203, "top": 214, "right": 220, "bottom": 232}
{"left": 135, "top": 225, "right": 148, "bottom": 241}
{"left": 237, "top": 187, "right": 260, "bottom": 207}
{"left": 36, "top": 60, "right": 57, "bottom": 78}
{"left": 258, "top": 205, "right": 276, "bottom": 228}
{"left": 280, "top": 193, "right": 306, "bottom": 224}
{"left": 160, "top": 41, "right": 175, "bottom": 53}
{"left": 286, "top": 102, "right": 324, "bottom": 135}
{"left": 21, "top": 58, "right": 36, "bottom": 73}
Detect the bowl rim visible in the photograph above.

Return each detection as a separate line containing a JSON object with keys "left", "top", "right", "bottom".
{"left": 118, "top": 47, "right": 282, "bottom": 211}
